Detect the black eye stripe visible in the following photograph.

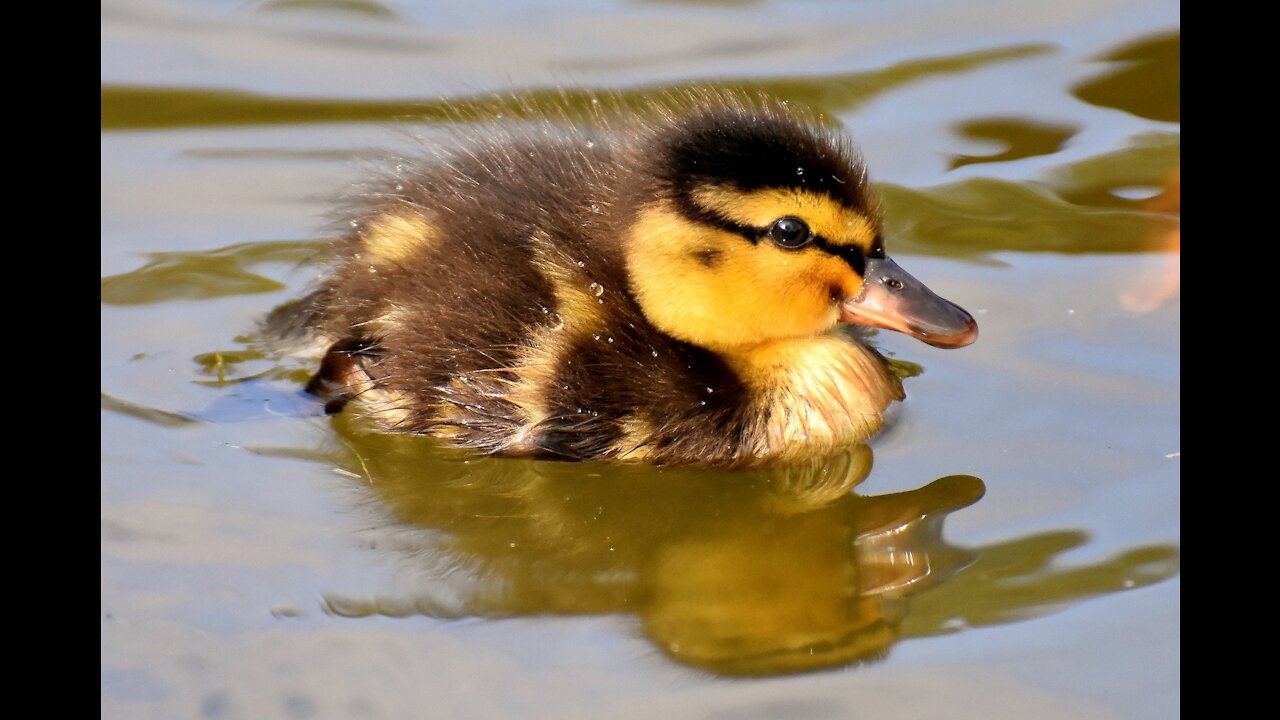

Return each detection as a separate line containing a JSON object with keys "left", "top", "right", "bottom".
{"left": 678, "top": 196, "right": 871, "bottom": 275}
{"left": 813, "top": 236, "right": 867, "bottom": 276}
{"left": 678, "top": 194, "right": 759, "bottom": 241}
{"left": 869, "top": 234, "right": 886, "bottom": 259}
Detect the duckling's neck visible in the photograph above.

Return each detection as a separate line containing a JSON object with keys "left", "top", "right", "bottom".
{"left": 723, "top": 330, "right": 903, "bottom": 462}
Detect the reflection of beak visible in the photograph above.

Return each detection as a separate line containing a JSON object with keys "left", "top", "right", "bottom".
{"left": 840, "top": 257, "right": 978, "bottom": 348}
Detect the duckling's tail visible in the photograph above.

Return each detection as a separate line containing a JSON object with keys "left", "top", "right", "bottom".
{"left": 262, "top": 289, "right": 323, "bottom": 338}
{"left": 258, "top": 288, "right": 337, "bottom": 360}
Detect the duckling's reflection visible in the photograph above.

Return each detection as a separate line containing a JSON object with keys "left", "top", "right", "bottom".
{"left": 319, "top": 414, "right": 987, "bottom": 676}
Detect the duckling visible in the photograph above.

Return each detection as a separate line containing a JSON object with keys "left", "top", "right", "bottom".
{"left": 273, "top": 89, "right": 977, "bottom": 467}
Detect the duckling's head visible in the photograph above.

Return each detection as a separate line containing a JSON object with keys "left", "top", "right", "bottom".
{"left": 623, "top": 95, "right": 977, "bottom": 355}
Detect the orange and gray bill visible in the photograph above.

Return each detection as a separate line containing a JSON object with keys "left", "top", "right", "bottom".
{"left": 840, "top": 257, "right": 978, "bottom": 348}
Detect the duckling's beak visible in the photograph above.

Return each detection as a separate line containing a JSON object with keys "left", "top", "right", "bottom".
{"left": 840, "top": 257, "right": 978, "bottom": 348}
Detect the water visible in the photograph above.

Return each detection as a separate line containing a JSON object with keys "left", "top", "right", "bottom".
{"left": 102, "top": 1, "right": 1179, "bottom": 717}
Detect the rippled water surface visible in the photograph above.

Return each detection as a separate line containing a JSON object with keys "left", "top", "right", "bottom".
{"left": 102, "top": 1, "right": 1179, "bottom": 717}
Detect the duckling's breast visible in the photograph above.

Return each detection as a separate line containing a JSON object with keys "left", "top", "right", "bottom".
{"left": 727, "top": 331, "right": 904, "bottom": 463}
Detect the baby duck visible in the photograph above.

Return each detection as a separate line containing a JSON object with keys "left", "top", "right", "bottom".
{"left": 279, "top": 89, "right": 977, "bottom": 467}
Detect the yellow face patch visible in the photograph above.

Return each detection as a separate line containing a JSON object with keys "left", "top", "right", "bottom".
{"left": 625, "top": 198, "right": 868, "bottom": 353}
{"left": 360, "top": 211, "right": 435, "bottom": 264}
{"left": 691, "top": 186, "right": 878, "bottom": 251}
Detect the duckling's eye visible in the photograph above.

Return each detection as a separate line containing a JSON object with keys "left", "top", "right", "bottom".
{"left": 768, "top": 217, "right": 812, "bottom": 249}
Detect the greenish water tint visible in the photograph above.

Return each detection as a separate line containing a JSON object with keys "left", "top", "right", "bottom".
{"left": 256, "top": 0, "right": 399, "bottom": 18}
{"left": 101, "top": 390, "right": 200, "bottom": 427}
{"left": 948, "top": 118, "right": 1079, "bottom": 170}
{"left": 904, "top": 532, "right": 1178, "bottom": 636}
{"left": 305, "top": 419, "right": 1175, "bottom": 676}
{"left": 101, "top": 240, "right": 323, "bottom": 305}
{"left": 1047, "top": 132, "right": 1180, "bottom": 210}
{"left": 191, "top": 348, "right": 315, "bottom": 388}
{"left": 1073, "top": 33, "right": 1179, "bottom": 123}
{"left": 885, "top": 133, "right": 1178, "bottom": 258}
{"left": 101, "top": 44, "right": 1050, "bottom": 131}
